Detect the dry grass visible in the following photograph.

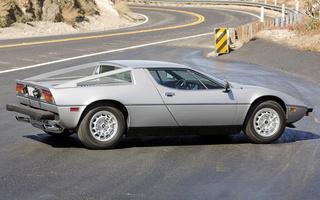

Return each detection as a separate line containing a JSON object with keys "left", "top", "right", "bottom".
{"left": 77, "top": 0, "right": 98, "bottom": 16}
{"left": 115, "top": 0, "right": 131, "bottom": 17}
{"left": 288, "top": 17, "right": 320, "bottom": 35}
{"left": 0, "top": 0, "right": 13, "bottom": 28}
{"left": 61, "top": 4, "right": 82, "bottom": 26}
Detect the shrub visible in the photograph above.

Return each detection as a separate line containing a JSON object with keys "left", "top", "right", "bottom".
{"left": 306, "top": 18, "right": 320, "bottom": 31}
{"left": 61, "top": 4, "right": 82, "bottom": 26}
{"left": 16, "top": 13, "right": 33, "bottom": 23}
{"left": 77, "top": 0, "right": 98, "bottom": 16}
{"left": 115, "top": 0, "right": 131, "bottom": 17}
{"left": 288, "top": 16, "right": 320, "bottom": 35}
{"left": 0, "top": 0, "right": 13, "bottom": 28}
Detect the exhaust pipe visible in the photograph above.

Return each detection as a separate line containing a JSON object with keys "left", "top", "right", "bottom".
{"left": 15, "top": 116, "right": 30, "bottom": 123}
{"left": 43, "top": 124, "right": 63, "bottom": 132}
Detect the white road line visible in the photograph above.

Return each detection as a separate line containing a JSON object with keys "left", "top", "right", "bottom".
{"left": 0, "top": 9, "right": 259, "bottom": 74}
{"left": 0, "top": 32, "right": 214, "bottom": 74}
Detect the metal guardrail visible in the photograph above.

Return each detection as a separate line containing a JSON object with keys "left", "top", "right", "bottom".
{"left": 128, "top": 0, "right": 304, "bottom": 15}
{"left": 128, "top": 0, "right": 304, "bottom": 53}
{"left": 128, "top": 0, "right": 304, "bottom": 27}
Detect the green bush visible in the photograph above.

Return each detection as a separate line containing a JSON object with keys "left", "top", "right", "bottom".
{"left": 0, "top": 0, "right": 13, "bottom": 28}
{"left": 16, "top": 14, "right": 34, "bottom": 24}
{"left": 306, "top": 18, "right": 320, "bottom": 31}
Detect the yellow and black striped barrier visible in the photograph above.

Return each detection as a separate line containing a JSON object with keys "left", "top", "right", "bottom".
{"left": 214, "top": 28, "right": 229, "bottom": 54}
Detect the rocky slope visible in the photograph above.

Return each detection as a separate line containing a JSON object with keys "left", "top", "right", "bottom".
{"left": 0, "top": 0, "right": 119, "bottom": 27}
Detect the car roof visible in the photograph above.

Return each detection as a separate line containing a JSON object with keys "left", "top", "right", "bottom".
{"left": 99, "top": 60, "right": 189, "bottom": 69}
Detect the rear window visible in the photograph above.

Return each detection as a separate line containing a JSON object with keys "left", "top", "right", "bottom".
{"left": 77, "top": 71, "right": 132, "bottom": 86}
{"left": 96, "top": 65, "right": 121, "bottom": 74}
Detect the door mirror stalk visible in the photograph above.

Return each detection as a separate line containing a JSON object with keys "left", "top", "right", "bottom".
{"left": 223, "top": 79, "right": 231, "bottom": 93}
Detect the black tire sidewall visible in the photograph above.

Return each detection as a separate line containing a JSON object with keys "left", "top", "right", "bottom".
{"left": 244, "top": 101, "right": 286, "bottom": 144}
{"left": 78, "top": 105, "right": 125, "bottom": 149}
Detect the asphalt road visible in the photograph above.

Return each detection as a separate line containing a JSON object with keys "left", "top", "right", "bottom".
{"left": 1, "top": 5, "right": 319, "bottom": 200}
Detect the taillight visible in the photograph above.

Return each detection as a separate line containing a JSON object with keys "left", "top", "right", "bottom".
{"left": 42, "top": 90, "right": 53, "bottom": 101}
{"left": 16, "top": 84, "right": 25, "bottom": 93}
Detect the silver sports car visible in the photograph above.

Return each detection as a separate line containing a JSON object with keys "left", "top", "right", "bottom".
{"left": 7, "top": 60, "right": 313, "bottom": 149}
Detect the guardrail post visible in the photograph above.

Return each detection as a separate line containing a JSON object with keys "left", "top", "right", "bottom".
{"left": 280, "top": 17, "right": 285, "bottom": 27}
{"left": 248, "top": 23, "right": 253, "bottom": 38}
{"left": 229, "top": 28, "right": 236, "bottom": 44}
{"left": 271, "top": 18, "right": 275, "bottom": 28}
{"left": 293, "top": 14, "right": 297, "bottom": 24}
{"left": 295, "top": 1, "right": 299, "bottom": 13}
{"left": 275, "top": 17, "right": 280, "bottom": 27}
{"left": 281, "top": 4, "right": 285, "bottom": 27}
{"left": 285, "top": 15, "right": 289, "bottom": 26}
{"left": 282, "top": 4, "right": 285, "bottom": 18}
{"left": 242, "top": 26, "right": 246, "bottom": 40}
{"left": 236, "top": 28, "right": 242, "bottom": 41}
{"left": 261, "top": 7, "right": 265, "bottom": 22}
{"left": 289, "top": 14, "right": 293, "bottom": 25}
{"left": 274, "top": 0, "right": 277, "bottom": 6}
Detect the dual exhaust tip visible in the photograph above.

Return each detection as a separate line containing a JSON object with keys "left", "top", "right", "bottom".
{"left": 15, "top": 116, "right": 63, "bottom": 133}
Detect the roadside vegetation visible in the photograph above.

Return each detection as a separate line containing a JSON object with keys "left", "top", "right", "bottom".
{"left": 115, "top": 0, "right": 131, "bottom": 17}
{"left": 263, "top": 0, "right": 320, "bottom": 52}
{"left": 289, "top": 17, "right": 320, "bottom": 34}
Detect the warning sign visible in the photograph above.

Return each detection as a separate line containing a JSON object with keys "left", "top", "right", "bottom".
{"left": 214, "top": 28, "right": 229, "bottom": 54}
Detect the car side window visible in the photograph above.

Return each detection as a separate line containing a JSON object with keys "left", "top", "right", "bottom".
{"left": 191, "top": 72, "right": 223, "bottom": 89}
{"left": 149, "top": 69, "right": 207, "bottom": 90}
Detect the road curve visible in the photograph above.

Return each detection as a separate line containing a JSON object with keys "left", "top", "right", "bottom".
{"left": 0, "top": 5, "right": 259, "bottom": 71}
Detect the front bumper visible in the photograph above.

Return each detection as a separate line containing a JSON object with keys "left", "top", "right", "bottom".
{"left": 286, "top": 105, "right": 313, "bottom": 124}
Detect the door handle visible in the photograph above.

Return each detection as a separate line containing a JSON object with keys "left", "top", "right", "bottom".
{"left": 165, "top": 92, "right": 175, "bottom": 97}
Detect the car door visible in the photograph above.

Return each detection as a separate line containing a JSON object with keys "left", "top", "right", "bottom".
{"left": 146, "top": 68, "right": 238, "bottom": 126}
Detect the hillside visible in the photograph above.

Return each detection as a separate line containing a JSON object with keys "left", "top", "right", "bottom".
{"left": 0, "top": 0, "right": 143, "bottom": 39}
{"left": 0, "top": 0, "right": 127, "bottom": 27}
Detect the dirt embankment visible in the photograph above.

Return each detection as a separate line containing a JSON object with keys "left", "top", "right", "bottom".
{"left": 0, "top": 0, "right": 103, "bottom": 27}
{"left": 0, "top": 0, "right": 144, "bottom": 39}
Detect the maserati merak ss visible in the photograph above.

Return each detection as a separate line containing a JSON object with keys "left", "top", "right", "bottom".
{"left": 7, "top": 60, "right": 313, "bottom": 149}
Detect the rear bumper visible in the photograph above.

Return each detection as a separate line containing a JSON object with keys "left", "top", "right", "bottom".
{"left": 6, "top": 103, "right": 55, "bottom": 120}
{"left": 6, "top": 103, "right": 64, "bottom": 133}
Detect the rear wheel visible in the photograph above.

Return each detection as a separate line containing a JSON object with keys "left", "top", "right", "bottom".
{"left": 244, "top": 100, "right": 286, "bottom": 144}
{"left": 77, "top": 105, "right": 125, "bottom": 149}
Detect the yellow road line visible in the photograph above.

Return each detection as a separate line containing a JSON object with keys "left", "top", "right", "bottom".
{"left": 0, "top": 7, "right": 205, "bottom": 49}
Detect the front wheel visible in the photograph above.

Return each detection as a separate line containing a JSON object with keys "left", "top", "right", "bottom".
{"left": 77, "top": 105, "right": 125, "bottom": 149}
{"left": 244, "top": 100, "right": 286, "bottom": 144}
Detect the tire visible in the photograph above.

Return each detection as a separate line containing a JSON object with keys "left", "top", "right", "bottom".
{"left": 77, "top": 105, "right": 125, "bottom": 149}
{"left": 244, "top": 100, "right": 286, "bottom": 144}
{"left": 45, "top": 130, "right": 74, "bottom": 137}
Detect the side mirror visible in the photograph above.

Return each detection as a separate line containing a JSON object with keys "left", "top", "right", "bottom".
{"left": 223, "top": 79, "right": 231, "bottom": 93}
